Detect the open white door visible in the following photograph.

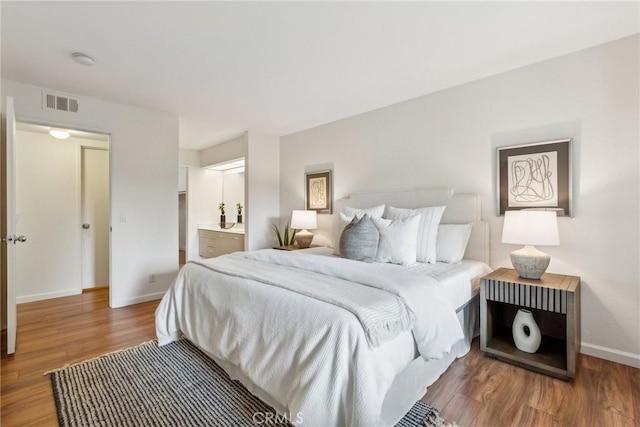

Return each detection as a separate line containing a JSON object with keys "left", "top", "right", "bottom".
{"left": 4, "top": 97, "right": 19, "bottom": 354}
{"left": 81, "top": 147, "right": 110, "bottom": 289}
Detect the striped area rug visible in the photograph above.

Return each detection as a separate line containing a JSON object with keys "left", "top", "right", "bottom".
{"left": 49, "top": 339, "right": 447, "bottom": 427}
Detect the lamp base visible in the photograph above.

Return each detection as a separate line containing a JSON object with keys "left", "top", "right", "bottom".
{"left": 510, "top": 245, "right": 550, "bottom": 280}
{"left": 295, "top": 231, "right": 314, "bottom": 249}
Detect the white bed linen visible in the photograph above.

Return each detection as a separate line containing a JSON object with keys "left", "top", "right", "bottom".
{"left": 399, "top": 260, "right": 492, "bottom": 310}
{"left": 156, "top": 249, "right": 464, "bottom": 427}
{"left": 301, "top": 247, "right": 491, "bottom": 311}
{"left": 292, "top": 247, "right": 491, "bottom": 425}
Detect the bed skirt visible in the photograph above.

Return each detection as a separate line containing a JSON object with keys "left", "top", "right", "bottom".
{"left": 379, "top": 294, "right": 479, "bottom": 426}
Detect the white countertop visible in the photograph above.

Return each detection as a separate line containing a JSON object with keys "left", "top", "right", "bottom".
{"left": 198, "top": 223, "right": 245, "bottom": 235}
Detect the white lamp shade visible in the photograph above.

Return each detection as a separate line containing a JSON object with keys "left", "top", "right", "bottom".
{"left": 502, "top": 210, "right": 560, "bottom": 246}
{"left": 291, "top": 210, "right": 317, "bottom": 230}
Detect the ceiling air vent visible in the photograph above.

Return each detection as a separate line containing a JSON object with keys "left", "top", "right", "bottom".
{"left": 43, "top": 91, "right": 79, "bottom": 113}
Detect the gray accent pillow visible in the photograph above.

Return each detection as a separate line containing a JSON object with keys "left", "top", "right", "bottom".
{"left": 339, "top": 214, "right": 380, "bottom": 263}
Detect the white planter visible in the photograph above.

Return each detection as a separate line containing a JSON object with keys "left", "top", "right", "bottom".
{"left": 512, "top": 309, "right": 542, "bottom": 353}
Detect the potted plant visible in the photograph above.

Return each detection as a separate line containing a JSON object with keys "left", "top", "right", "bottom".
{"left": 272, "top": 221, "right": 297, "bottom": 246}
{"left": 236, "top": 203, "right": 243, "bottom": 224}
{"left": 218, "top": 202, "right": 226, "bottom": 225}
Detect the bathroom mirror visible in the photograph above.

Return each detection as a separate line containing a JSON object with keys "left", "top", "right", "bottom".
{"left": 207, "top": 158, "right": 246, "bottom": 224}
{"left": 223, "top": 167, "right": 245, "bottom": 223}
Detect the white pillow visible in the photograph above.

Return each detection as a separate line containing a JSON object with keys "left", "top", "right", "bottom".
{"left": 436, "top": 223, "right": 473, "bottom": 264}
{"left": 343, "top": 204, "right": 385, "bottom": 219}
{"left": 384, "top": 206, "right": 445, "bottom": 264}
{"left": 372, "top": 215, "right": 421, "bottom": 265}
{"left": 333, "top": 205, "right": 386, "bottom": 255}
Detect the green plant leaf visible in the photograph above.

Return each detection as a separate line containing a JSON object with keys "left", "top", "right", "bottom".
{"left": 284, "top": 222, "right": 289, "bottom": 246}
{"left": 272, "top": 224, "right": 283, "bottom": 246}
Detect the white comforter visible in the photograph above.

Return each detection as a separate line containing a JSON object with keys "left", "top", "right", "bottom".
{"left": 155, "top": 249, "right": 463, "bottom": 427}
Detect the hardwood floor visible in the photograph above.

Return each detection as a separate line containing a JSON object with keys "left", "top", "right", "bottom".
{"left": 179, "top": 249, "right": 186, "bottom": 268}
{"left": 1, "top": 288, "right": 638, "bottom": 426}
{"left": 422, "top": 340, "right": 640, "bottom": 426}
{"left": 1, "top": 288, "right": 158, "bottom": 426}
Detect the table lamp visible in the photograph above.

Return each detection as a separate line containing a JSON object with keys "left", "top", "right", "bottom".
{"left": 502, "top": 210, "right": 560, "bottom": 279}
{"left": 291, "top": 210, "right": 317, "bottom": 249}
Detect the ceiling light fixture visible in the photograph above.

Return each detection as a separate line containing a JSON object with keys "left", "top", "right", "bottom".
{"left": 49, "top": 129, "right": 71, "bottom": 139}
{"left": 206, "top": 159, "right": 245, "bottom": 171}
{"left": 72, "top": 52, "right": 95, "bottom": 66}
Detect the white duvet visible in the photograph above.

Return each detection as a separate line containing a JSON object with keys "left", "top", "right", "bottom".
{"left": 155, "top": 249, "right": 463, "bottom": 427}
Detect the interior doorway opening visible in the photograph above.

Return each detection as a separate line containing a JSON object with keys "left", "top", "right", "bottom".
{"left": 178, "top": 166, "right": 187, "bottom": 268}
{"left": 14, "top": 122, "right": 110, "bottom": 303}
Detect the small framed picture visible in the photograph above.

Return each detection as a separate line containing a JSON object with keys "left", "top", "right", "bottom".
{"left": 305, "top": 170, "right": 332, "bottom": 214}
{"left": 497, "top": 139, "right": 572, "bottom": 216}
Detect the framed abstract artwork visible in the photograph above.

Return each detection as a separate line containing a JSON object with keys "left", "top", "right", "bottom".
{"left": 497, "top": 139, "right": 572, "bottom": 216}
{"left": 305, "top": 170, "right": 332, "bottom": 214}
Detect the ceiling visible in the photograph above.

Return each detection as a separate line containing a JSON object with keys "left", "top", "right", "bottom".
{"left": 2, "top": 2, "right": 638, "bottom": 150}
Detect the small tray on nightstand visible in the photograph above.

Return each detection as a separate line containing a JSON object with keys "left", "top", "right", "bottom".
{"left": 273, "top": 245, "right": 322, "bottom": 251}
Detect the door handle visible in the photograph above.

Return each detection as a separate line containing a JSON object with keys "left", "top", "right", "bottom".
{"left": 1, "top": 235, "right": 23, "bottom": 243}
{"left": 83, "top": 223, "right": 91, "bottom": 229}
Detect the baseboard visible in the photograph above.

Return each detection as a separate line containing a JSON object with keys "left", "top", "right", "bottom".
{"left": 581, "top": 342, "right": 640, "bottom": 368}
{"left": 17, "top": 289, "right": 82, "bottom": 304}
{"left": 111, "top": 291, "right": 165, "bottom": 308}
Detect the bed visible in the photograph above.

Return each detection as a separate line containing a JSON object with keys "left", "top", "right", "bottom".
{"left": 156, "top": 188, "right": 491, "bottom": 427}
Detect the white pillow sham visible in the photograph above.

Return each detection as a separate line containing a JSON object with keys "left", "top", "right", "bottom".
{"left": 384, "top": 205, "right": 445, "bottom": 264}
{"left": 372, "top": 215, "right": 421, "bottom": 266}
{"left": 333, "top": 205, "right": 385, "bottom": 255}
{"left": 343, "top": 204, "right": 385, "bottom": 219}
{"left": 436, "top": 223, "right": 473, "bottom": 264}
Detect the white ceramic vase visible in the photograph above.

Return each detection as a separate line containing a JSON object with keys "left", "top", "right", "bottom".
{"left": 512, "top": 309, "right": 542, "bottom": 353}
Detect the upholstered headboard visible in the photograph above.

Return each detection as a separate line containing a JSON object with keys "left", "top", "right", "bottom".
{"left": 335, "top": 188, "right": 490, "bottom": 264}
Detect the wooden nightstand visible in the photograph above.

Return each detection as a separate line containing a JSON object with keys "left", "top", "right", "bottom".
{"left": 480, "top": 268, "right": 580, "bottom": 380}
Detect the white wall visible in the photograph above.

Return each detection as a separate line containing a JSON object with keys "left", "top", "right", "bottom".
{"left": 280, "top": 36, "right": 640, "bottom": 366}
{"left": 247, "top": 130, "right": 280, "bottom": 250}
{"left": 184, "top": 132, "right": 279, "bottom": 254}
{"left": 3, "top": 80, "right": 179, "bottom": 308}
{"left": 200, "top": 135, "right": 246, "bottom": 167}
{"left": 15, "top": 130, "right": 80, "bottom": 301}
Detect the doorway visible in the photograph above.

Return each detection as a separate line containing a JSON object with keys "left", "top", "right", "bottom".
{"left": 178, "top": 166, "right": 187, "bottom": 267}
{"left": 81, "top": 147, "right": 110, "bottom": 289}
{"left": 13, "top": 123, "right": 110, "bottom": 303}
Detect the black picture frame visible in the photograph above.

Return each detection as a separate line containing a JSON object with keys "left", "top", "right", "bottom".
{"left": 497, "top": 139, "right": 572, "bottom": 216}
{"left": 305, "top": 170, "right": 332, "bottom": 214}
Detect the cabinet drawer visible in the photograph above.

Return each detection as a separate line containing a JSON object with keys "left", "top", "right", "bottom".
{"left": 483, "top": 280, "right": 568, "bottom": 314}
{"left": 199, "top": 229, "right": 218, "bottom": 240}
{"left": 199, "top": 243, "right": 216, "bottom": 258}
{"left": 198, "top": 229, "right": 244, "bottom": 258}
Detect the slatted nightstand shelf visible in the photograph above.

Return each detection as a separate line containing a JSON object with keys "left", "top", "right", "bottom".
{"left": 480, "top": 268, "right": 580, "bottom": 380}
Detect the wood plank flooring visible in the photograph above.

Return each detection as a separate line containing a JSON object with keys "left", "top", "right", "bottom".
{"left": 1, "top": 288, "right": 158, "bottom": 426}
{"left": 422, "top": 340, "right": 640, "bottom": 426}
{"left": 2, "top": 287, "right": 638, "bottom": 426}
